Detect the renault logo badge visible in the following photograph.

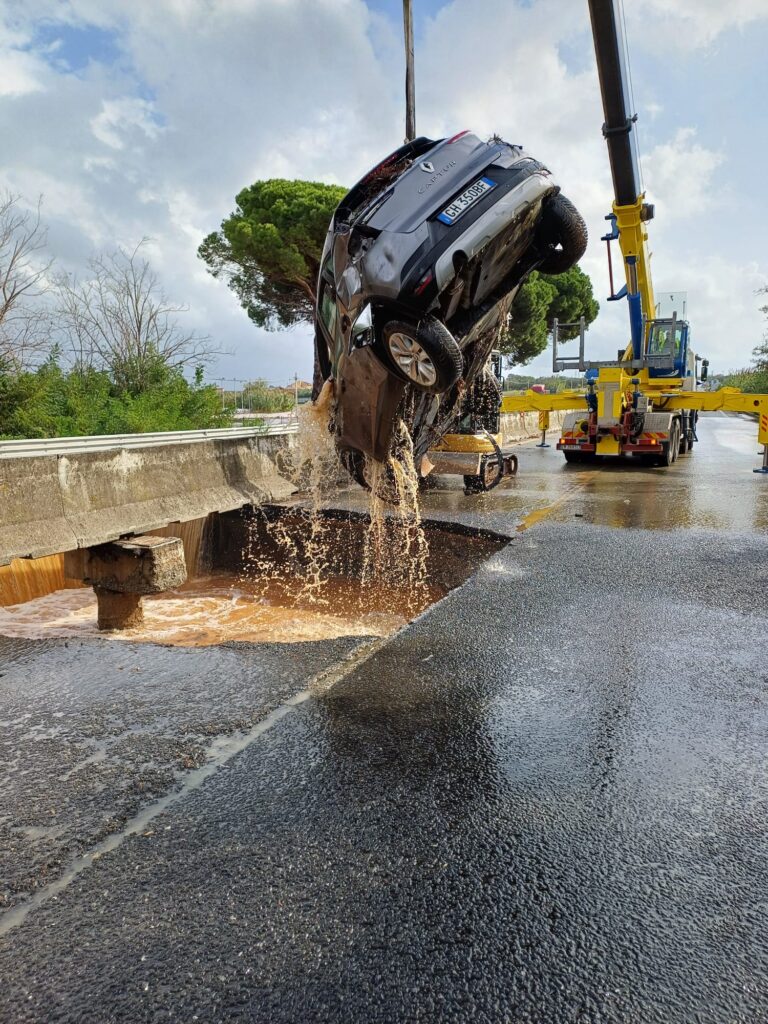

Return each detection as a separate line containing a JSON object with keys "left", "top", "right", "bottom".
{"left": 420, "top": 161, "right": 434, "bottom": 173}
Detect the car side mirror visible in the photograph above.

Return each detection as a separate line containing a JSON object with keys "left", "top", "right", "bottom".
{"left": 700, "top": 359, "right": 709, "bottom": 382}
{"left": 351, "top": 305, "right": 373, "bottom": 347}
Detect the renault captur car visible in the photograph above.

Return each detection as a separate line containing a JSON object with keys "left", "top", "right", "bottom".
{"left": 314, "top": 130, "right": 587, "bottom": 488}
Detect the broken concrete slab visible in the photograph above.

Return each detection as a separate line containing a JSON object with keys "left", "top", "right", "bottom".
{"left": 65, "top": 535, "right": 187, "bottom": 595}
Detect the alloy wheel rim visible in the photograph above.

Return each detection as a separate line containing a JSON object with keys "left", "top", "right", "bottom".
{"left": 387, "top": 332, "right": 437, "bottom": 387}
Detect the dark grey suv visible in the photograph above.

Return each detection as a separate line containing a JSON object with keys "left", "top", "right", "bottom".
{"left": 314, "top": 130, "right": 587, "bottom": 481}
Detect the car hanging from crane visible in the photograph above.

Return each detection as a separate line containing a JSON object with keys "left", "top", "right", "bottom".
{"left": 314, "top": 130, "right": 588, "bottom": 493}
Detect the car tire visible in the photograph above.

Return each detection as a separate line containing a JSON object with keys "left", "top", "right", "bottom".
{"left": 536, "top": 194, "right": 588, "bottom": 275}
{"left": 340, "top": 447, "right": 406, "bottom": 505}
{"left": 378, "top": 317, "right": 463, "bottom": 393}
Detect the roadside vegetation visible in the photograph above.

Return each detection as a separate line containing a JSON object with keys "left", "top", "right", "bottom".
{"left": 722, "top": 290, "right": 768, "bottom": 393}
{"left": 503, "top": 373, "right": 584, "bottom": 393}
{"left": 0, "top": 360, "right": 229, "bottom": 438}
{"left": 0, "top": 193, "right": 229, "bottom": 439}
{"left": 241, "top": 379, "right": 295, "bottom": 413}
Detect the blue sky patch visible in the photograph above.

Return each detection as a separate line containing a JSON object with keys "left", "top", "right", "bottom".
{"left": 31, "top": 22, "right": 123, "bottom": 73}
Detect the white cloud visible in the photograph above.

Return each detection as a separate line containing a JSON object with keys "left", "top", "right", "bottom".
{"left": 649, "top": 254, "right": 765, "bottom": 372}
{"left": 90, "top": 97, "right": 163, "bottom": 150}
{"left": 638, "top": 0, "right": 768, "bottom": 48}
{"left": 0, "top": 23, "right": 47, "bottom": 97}
{"left": 642, "top": 128, "right": 725, "bottom": 220}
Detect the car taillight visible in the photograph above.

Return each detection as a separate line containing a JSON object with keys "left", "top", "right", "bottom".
{"left": 414, "top": 271, "right": 433, "bottom": 296}
{"left": 446, "top": 130, "right": 470, "bottom": 144}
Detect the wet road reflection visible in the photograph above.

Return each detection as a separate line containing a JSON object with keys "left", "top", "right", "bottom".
{"left": 330, "top": 413, "right": 768, "bottom": 534}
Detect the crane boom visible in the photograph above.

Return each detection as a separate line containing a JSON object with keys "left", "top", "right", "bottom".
{"left": 587, "top": 0, "right": 640, "bottom": 206}
{"left": 587, "top": 0, "right": 655, "bottom": 353}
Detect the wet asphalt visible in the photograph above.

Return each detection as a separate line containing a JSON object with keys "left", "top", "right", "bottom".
{"left": 1, "top": 412, "right": 767, "bottom": 1023}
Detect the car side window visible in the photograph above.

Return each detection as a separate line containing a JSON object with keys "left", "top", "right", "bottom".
{"left": 319, "top": 282, "right": 338, "bottom": 337}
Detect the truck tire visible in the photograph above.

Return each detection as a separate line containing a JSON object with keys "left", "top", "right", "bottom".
{"left": 563, "top": 450, "right": 585, "bottom": 464}
{"left": 378, "top": 317, "right": 463, "bottom": 393}
{"left": 536, "top": 194, "right": 588, "bottom": 275}
{"left": 658, "top": 420, "right": 680, "bottom": 466}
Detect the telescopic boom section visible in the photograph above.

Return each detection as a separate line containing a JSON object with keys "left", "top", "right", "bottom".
{"left": 588, "top": 0, "right": 640, "bottom": 205}
{"left": 587, "top": 0, "right": 655, "bottom": 353}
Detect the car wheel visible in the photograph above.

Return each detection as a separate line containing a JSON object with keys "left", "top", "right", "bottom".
{"left": 379, "top": 317, "right": 463, "bottom": 393}
{"left": 536, "top": 194, "right": 588, "bottom": 275}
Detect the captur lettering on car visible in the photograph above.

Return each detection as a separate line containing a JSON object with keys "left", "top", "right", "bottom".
{"left": 417, "top": 160, "right": 457, "bottom": 193}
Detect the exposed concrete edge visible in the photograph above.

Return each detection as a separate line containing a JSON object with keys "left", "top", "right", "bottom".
{"left": 0, "top": 436, "right": 296, "bottom": 565}
{"left": 259, "top": 502, "right": 520, "bottom": 544}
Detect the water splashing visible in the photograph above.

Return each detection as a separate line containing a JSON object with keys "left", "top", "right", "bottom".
{"left": 241, "top": 385, "right": 431, "bottom": 619}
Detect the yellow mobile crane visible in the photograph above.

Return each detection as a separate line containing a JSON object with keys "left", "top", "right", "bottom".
{"left": 503, "top": 0, "right": 768, "bottom": 474}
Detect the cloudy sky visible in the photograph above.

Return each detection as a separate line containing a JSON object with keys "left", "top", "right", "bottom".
{"left": 2, "top": 0, "right": 767, "bottom": 385}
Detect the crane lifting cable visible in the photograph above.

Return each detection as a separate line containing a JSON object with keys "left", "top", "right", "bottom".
{"left": 403, "top": 0, "right": 416, "bottom": 142}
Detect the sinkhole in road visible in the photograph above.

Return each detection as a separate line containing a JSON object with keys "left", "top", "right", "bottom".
{"left": 0, "top": 507, "right": 507, "bottom": 647}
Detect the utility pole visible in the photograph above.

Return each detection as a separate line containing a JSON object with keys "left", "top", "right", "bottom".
{"left": 403, "top": 0, "right": 415, "bottom": 142}
{"left": 294, "top": 373, "right": 299, "bottom": 410}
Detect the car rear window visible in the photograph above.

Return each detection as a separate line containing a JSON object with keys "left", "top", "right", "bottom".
{"left": 336, "top": 137, "right": 438, "bottom": 226}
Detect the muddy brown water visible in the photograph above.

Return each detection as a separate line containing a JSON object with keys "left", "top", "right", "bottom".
{"left": 0, "top": 573, "right": 434, "bottom": 646}
{"left": 0, "top": 514, "right": 505, "bottom": 647}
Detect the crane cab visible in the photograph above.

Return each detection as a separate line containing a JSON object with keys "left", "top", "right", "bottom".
{"left": 646, "top": 317, "right": 695, "bottom": 384}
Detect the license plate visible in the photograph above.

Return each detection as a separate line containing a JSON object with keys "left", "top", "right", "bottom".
{"left": 437, "top": 176, "right": 496, "bottom": 225}
{"left": 562, "top": 445, "right": 582, "bottom": 451}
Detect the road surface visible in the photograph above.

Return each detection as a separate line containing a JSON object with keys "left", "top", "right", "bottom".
{"left": 1, "top": 413, "right": 767, "bottom": 1023}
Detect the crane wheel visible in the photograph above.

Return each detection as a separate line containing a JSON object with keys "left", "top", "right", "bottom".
{"left": 563, "top": 450, "right": 585, "bottom": 464}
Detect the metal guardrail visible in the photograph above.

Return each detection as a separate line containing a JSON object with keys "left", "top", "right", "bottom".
{"left": 0, "top": 423, "right": 299, "bottom": 459}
